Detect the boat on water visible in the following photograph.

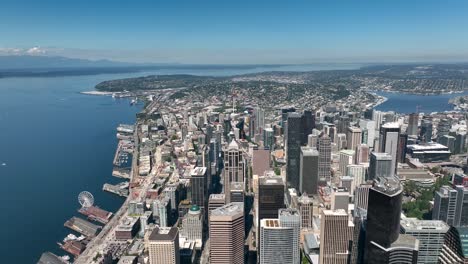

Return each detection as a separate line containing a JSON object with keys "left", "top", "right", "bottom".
{"left": 1, "top": 163, "right": 6, "bottom": 166}
{"left": 130, "top": 98, "right": 137, "bottom": 105}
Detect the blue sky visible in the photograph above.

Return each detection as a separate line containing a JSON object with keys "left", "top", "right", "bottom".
{"left": 1, "top": 0, "right": 468, "bottom": 64}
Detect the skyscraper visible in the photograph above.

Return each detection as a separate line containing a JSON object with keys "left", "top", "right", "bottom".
{"left": 420, "top": 118, "right": 433, "bottom": 143}
{"left": 319, "top": 209, "right": 354, "bottom": 264}
{"left": 379, "top": 122, "right": 401, "bottom": 173}
{"left": 354, "top": 144, "right": 369, "bottom": 164}
{"left": 286, "top": 112, "right": 304, "bottom": 190}
{"left": 433, "top": 185, "right": 468, "bottom": 227}
{"left": 297, "top": 193, "right": 313, "bottom": 230}
{"left": 347, "top": 126, "right": 362, "bottom": 150}
{"left": 359, "top": 119, "right": 376, "bottom": 148}
{"left": 181, "top": 205, "right": 203, "bottom": 249}
{"left": 209, "top": 202, "right": 244, "bottom": 264}
{"left": 318, "top": 133, "right": 331, "bottom": 185}
{"left": 302, "top": 109, "right": 315, "bottom": 143}
{"left": 258, "top": 176, "right": 285, "bottom": 227}
{"left": 354, "top": 183, "right": 372, "bottom": 210}
{"left": 347, "top": 164, "right": 367, "bottom": 188}
{"left": 407, "top": 113, "right": 419, "bottom": 136}
{"left": 259, "top": 219, "right": 294, "bottom": 264}
{"left": 397, "top": 133, "right": 408, "bottom": 163}
{"left": 263, "top": 127, "right": 274, "bottom": 150}
{"left": 190, "top": 167, "right": 207, "bottom": 210}
{"left": 279, "top": 208, "right": 301, "bottom": 264}
{"left": 148, "top": 227, "right": 180, "bottom": 264}
{"left": 400, "top": 218, "right": 449, "bottom": 264}
{"left": 368, "top": 152, "right": 393, "bottom": 180}
{"left": 299, "top": 146, "right": 319, "bottom": 195}
{"left": 223, "top": 140, "right": 244, "bottom": 201}
{"left": 364, "top": 177, "right": 419, "bottom": 264}
{"left": 339, "top": 149, "right": 355, "bottom": 176}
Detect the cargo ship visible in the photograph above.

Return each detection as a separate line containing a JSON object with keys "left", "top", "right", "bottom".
{"left": 78, "top": 205, "right": 113, "bottom": 224}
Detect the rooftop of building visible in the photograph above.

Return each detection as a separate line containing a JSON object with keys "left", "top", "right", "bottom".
{"left": 209, "top": 194, "right": 226, "bottom": 200}
{"left": 230, "top": 181, "right": 244, "bottom": 191}
{"left": 149, "top": 227, "right": 178, "bottom": 241}
{"left": 406, "top": 142, "right": 449, "bottom": 151}
{"left": 191, "top": 166, "right": 207, "bottom": 176}
{"left": 371, "top": 152, "right": 393, "bottom": 159}
{"left": 389, "top": 234, "right": 419, "bottom": 250}
{"left": 261, "top": 218, "right": 281, "bottom": 228}
{"left": 227, "top": 139, "right": 239, "bottom": 150}
{"left": 373, "top": 177, "right": 402, "bottom": 196}
{"left": 260, "top": 176, "right": 284, "bottom": 186}
{"left": 279, "top": 208, "right": 300, "bottom": 216}
{"left": 211, "top": 202, "right": 243, "bottom": 216}
{"left": 401, "top": 218, "right": 449, "bottom": 232}
{"left": 301, "top": 146, "right": 319, "bottom": 156}
{"left": 322, "top": 209, "right": 348, "bottom": 216}
{"left": 382, "top": 122, "right": 400, "bottom": 129}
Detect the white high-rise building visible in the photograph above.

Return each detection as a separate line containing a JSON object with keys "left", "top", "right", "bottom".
{"left": 379, "top": 122, "right": 401, "bottom": 174}
{"left": 346, "top": 164, "right": 366, "bottom": 188}
{"left": 400, "top": 218, "right": 449, "bottom": 264}
{"left": 278, "top": 208, "right": 301, "bottom": 264}
{"left": 181, "top": 205, "right": 203, "bottom": 249}
{"left": 339, "top": 150, "right": 355, "bottom": 176}
{"left": 359, "top": 119, "right": 376, "bottom": 148}
{"left": 260, "top": 219, "right": 294, "bottom": 264}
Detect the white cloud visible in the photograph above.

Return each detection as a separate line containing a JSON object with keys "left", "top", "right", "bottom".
{"left": 0, "top": 46, "right": 48, "bottom": 56}
{"left": 26, "top": 46, "right": 46, "bottom": 55}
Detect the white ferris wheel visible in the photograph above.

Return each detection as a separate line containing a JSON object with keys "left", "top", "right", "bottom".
{"left": 78, "top": 191, "right": 94, "bottom": 208}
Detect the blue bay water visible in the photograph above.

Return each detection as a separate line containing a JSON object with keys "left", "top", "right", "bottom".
{"left": 0, "top": 64, "right": 363, "bottom": 263}
{"left": 375, "top": 91, "right": 468, "bottom": 114}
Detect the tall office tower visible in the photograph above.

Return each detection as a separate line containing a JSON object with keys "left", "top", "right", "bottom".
{"left": 209, "top": 203, "right": 244, "bottom": 264}
{"left": 340, "top": 176, "right": 354, "bottom": 193}
{"left": 223, "top": 140, "right": 244, "bottom": 201}
{"left": 400, "top": 218, "right": 449, "bottom": 264}
{"left": 355, "top": 144, "right": 369, "bottom": 164}
{"left": 332, "top": 190, "right": 350, "bottom": 211}
{"left": 328, "top": 125, "right": 337, "bottom": 143}
{"left": 420, "top": 118, "right": 433, "bottom": 143}
{"left": 372, "top": 110, "right": 385, "bottom": 131}
{"left": 433, "top": 185, "right": 458, "bottom": 226}
{"left": 181, "top": 205, "right": 203, "bottom": 248}
{"left": 163, "top": 185, "right": 179, "bottom": 211}
{"left": 339, "top": 150, "right": 355, "bottom": 176}
{"left": 397, "top": 133, "right": 408, "bottom": 163}
{"left": 439, "top": 135, "right": 456, "bottom": 153}
{"left": 433, "top": 185, "right": 468, "bottom": 227}
{"left": 279, "top": 208, "right": 301, "bottom": 264}
{"left": 454, "top": 132, "right": 466, "bottom": 154}
{"left": 364, "top": 177, "right": 419, "bottom": 264}
{"left": 303, "top": 109, "right": 315, "bottom": 143}
{"left": 437, "top": 118, "right": 451, "bottom": 141}
{"left": 286, "top": 112, "right": 304, "bottom": 190}
{"left": 368, "top": 152, "right": 393, "bottom": 180}
{"left": 336, "top": 133, "right": 347, "bottom": 150}
{"left": 379, "top": 122, "right": 401, "bottom": 173}
{"left": 258, "top": 176, "right": 285, "bottom": 227}
{"left": 297, "top": 193, "right": 313, "bottom": 230}
{"left": 299, "top": 147, "right": 319, "bottom": 195}
{"left": 359, "top": 119, "right": 376, "bottom": 148}
{"left": 338, "top": 116, "right": 350, "bottom": 134}
{"left": 407, "top": 113, "right": 419, "bottom": 136}
{"left": 259, "top": 219, "right": 294, "bottom": 264}
{"left": 308, "top": 133, "right": 319, "bottom": 149}
{"left": 153, "top": 198, "right": 170, "bottom": 227}
{"left": 254, "top": 107, "right": 265, "bottom": 134}
{"left": 252, "top": 146, "right": 271, "bottom": 177}
{"left": 263, "top": 127, "right": 274, "bottom": 150}
{"left": 318, "top": 133, "right": 332, "bottom": 185}
{"left": 319, "top": 209, "right": 354, "bottom": 264}
{"left": 350, "top": 208, "right": 367, "bottom": 264}
{"left": 439, "top": 226, "right": 468, "bottom": 263}
{"left": 347, "top": 164, "right": 366, "bottom": 188}
{"left": 347, "top": 126, "right": 362, "bottom": 150}
{"left": 354, "top": 184, "right": 372, "bottom": 210}
{"left": 190, "top": 167, "right": 207, "bottom": 210}
{"left": 148, "top": 227, "right": 180, "bottom": 264}
{"left": 281, "top": 107, "right": 296, "bottom": 128}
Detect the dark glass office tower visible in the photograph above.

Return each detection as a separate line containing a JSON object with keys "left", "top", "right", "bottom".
{"left": 286, "top": 112, "right": 303, "bottom": 190}
{"left": 302, "top": 109, "right": 315, "bottom": 143}
{"left": 364, "top": 177, "right": 419, "bottom": 264}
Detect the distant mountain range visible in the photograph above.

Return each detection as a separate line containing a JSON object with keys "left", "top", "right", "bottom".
{"left": 0, "top": 55, "right": 156, "bottom": 70}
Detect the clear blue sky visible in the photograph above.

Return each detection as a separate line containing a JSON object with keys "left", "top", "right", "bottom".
{"left": 1, "top": 0, "right": 468, "bottom": 64}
